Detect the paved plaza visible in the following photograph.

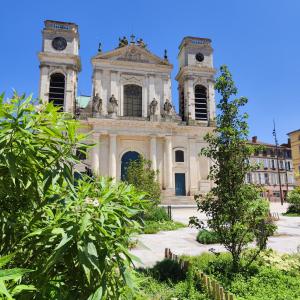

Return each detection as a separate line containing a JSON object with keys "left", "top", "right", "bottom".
{"left": 131, "top": 203, "right": 300, "bottom": 267}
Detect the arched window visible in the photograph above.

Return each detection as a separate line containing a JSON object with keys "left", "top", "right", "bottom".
{"left": 175, "top": 150, "right": 184, "bottom": 162}
{"left": 49, "top": 73, "right": 65, "bottom": 110}
{"left": 121, "top": 151, "right": 140, "bottom": 181}
{"left": 194, "top": 85, "right": 207, "bottom": 120}
{"left": 123, "top": 84, "right": 142, "bottom": 117}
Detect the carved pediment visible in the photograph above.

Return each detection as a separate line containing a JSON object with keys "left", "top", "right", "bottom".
{"left": 92, "top": 45, "right": 171, "bottom": 66}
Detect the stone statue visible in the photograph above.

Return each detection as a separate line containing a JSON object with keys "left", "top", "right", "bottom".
{"left": 108, "top": 94, "right": 118, "bottom": 114}
{"left": 137, "top": 38, "right": 147, "bottom": 48}
{"left": 163, "top": 98, "right": 173, "bottom": 115}
{"left": 92, "top": 93, "right": 102, "bottom": 114}
{"left": 149, "top": 98, "right": 158, "bottom": 115}
{"left": 118, "top": 36, "right": 128, "bottom": 48}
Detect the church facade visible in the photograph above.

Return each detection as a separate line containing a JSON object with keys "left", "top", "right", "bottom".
{"left": 38, "top": 20, "right": 217, "bottom": 203}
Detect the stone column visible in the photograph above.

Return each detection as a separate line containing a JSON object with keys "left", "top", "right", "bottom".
{"left": 187, "top": 77, "right": 195, "bottom": 120}
{"left": 91, "top": 133, "right": 100, "bottom": 176}
{"left": 39, "top": 64, "right": 49, "bottom": 103}
{"left": 165, "top": 135, "right": 173, "bottom": 189}
{"left": 189, "top": 137, "right": 198, "bottom": 193}
{"left": 142, "top": 77, "right": 148, "bottom": 117}
{"left": 150, "top": 136, "right": 157, "bottom": 171}
{"left": 109, "top": 134, "right": 117, "bottom": 180}
{"left": 65, "top": 68, "right": 74, "bottom": 113}
{"left": 208, "top": 79, "right": 216, "bottom": 123}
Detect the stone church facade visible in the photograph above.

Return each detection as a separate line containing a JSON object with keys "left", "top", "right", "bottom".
{"left": 38, "top": 20, "right": 217, "bottom": 203}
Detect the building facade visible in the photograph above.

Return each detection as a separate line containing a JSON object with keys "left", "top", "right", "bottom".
{"left": 246, "top": 136, "right": 295, "bottom": 202}
{"left": 288, "top": 129, "right": 300, "bottom": 186}
{"left": 38, "top": 20, "right": 217, "bottom": 203}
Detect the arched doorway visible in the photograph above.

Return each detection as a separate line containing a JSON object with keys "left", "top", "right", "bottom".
{"left": 121, "top": 151, "right": 140, "bottom": 181}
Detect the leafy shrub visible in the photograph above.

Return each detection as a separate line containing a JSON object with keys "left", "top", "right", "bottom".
{"left": 229, "top": 266, "right": 300, "bottom": 300}
{"left": 196, "top": 229, "right": 220, "bottom": 244}
{"left": 0, "top": 254, "right": 35, "bottom": 299}
{"left": 143, "top": 206, "right": 170, "bottom": 222}
{"left": 15, "top": 177, "right": 146, "bottom": 299}
{"left": 149, "top": 259, "right": 186, "bottom": 283}
{"left": 126, "top": 157, "right": 161, "bottom": 204}
{"left": 0, "top": 94, "right": 87, "bottom": 254}
{"left": 184, "top": 250, "right": 300, "bottom": 300}
{"left": 0, "top": 94, "right": 147, "bottom": 299}
{"left": 136, "top": 265, "right": 208, "bottom": 299}
{"left": 287, "top": 187, "right": 300, "bottom": 214}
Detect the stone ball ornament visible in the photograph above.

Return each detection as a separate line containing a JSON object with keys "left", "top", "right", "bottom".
{"left": 195, "top": 52, "right": 204, "bottom": 62}
{"left": 52, "top": 37, "right": 67, "bottom": 51}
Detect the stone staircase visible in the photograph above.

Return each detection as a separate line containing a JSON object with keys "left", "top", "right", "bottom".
{"left": 160, "top": 195, "right": 196, "bottom": 206}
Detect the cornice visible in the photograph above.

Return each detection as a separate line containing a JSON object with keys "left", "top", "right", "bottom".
{"left": 175, "top": 65, "right": 216, "bottom": 81}
{"left": 38, "top": 52, "right": 81, "bottom": 71}
{"left": 81, "top": 118, "right": 215, "bottom": 136}
{"left": 92, "top": 59, "right": 172, "bottom": 73}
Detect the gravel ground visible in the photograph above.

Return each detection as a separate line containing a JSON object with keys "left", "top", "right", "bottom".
{"left": 131, "top": 202, "right": 300, "bottom": 267}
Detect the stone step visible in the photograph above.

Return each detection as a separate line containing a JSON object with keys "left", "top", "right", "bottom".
{"left": 161, "top": 195, "right": 196, "bottom": 205}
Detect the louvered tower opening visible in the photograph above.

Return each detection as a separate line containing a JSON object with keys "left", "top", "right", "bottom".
{"left": 194, "top": 85, "right": 208, "bottom": 120}
{"left": 49, "top": 73, "right": 65, "bottom": 110}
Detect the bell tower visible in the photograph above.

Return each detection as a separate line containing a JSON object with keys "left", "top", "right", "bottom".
{"left": 38, "top": 20, "right": 81, "bottom": 113}
{"left": 175, "top": 37, "right": 216, "bottom": 125}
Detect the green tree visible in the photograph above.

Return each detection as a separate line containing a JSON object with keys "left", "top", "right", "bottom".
{"left": 190, "top": 66, "right": 275, "bottom": 271}
{"left": 126, "top": 157, "right": 161, "bottom": 204}
{"left": 287, "top": 187, "right": 300, "bottom": 213}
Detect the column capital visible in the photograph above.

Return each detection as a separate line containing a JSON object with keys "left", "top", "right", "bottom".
{"left": 92, "top": 132, "right": 101, "bottom": 138}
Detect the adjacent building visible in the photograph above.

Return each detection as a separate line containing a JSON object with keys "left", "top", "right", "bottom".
{"left": 37, "top": 20, "right": 217, "bottom": 203}
{"left": 288, "top": 129, "right": 300, "bottom": 186}
{"left": 246, "top": 136, "right": 295, "bottom": 202}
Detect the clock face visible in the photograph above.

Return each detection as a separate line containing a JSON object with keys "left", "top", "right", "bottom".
{"left": 52, "top": 37, "right": 67, "bottom": 51}
{"left": 195, "top": 52, "right": 204, "bottom": 62}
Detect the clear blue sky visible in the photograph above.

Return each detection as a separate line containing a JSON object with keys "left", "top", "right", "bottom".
{"left": 1, "top": 0, "right": 299, "bottom": 144}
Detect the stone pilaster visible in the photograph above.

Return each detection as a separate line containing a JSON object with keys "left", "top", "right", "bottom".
{"left": 165, "top": 135, "right": 173, "bottom": 190}
{"left": 109, "top": 134, "right": 117, "bottom": 180}
{"left": 150, "top": 136, "right": 157, "bottom": 171}
{"left": 91, "top": 133, "right": 100, "bottom": 176}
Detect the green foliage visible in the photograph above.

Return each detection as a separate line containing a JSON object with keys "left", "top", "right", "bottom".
{"left": 0, "top": 254, "right": 35, "bottom": 300}
{"left": 135, "top": 272, "right": 208, "bottom": 300}
{"left": 143, "top": 221, "right": 185, "bottom": 234}
{"left": 143, "top": 207, "right": 184, "bottom": 234}
{"left": 287, "top": 187, "right": 300, "bottom": 213}
{"left": 184, "top": 250, "right": 300, "bottom": 300}
{"left": 0, "top": 93, "right": 88, "bottom": 253}
{"left": 143, "top": 206, "right": 170, "bottom": 222}
{"left": 0, "top": 93, "right": 147, "bottom": 299}
{"left": 15, "top": 177, "right": 145, "bottom": 299}
{"left": 196, "top": 229, "right": 220, "bottom": 244}
{"left": 126, "top": 157, "right": 161, "bottom": 203}
{"left": 191, "top": 66, "right": 276, "bottom": 271}
{"left": 151, "top": 259, "right": 186, "bottom": 282}
{"left": 136, "top": 264, "right": 208, "bottom": 300}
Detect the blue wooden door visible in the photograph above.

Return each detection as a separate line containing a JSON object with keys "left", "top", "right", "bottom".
{"left": 175, "top": 173, "right": 186, "bottom": 196}
{"left": 121, "top": 151, "right": 140, "bottom": 181}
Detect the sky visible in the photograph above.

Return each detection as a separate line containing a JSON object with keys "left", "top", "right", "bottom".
{"left": 0, "top": 0, "right": 299, "bottom": 144}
